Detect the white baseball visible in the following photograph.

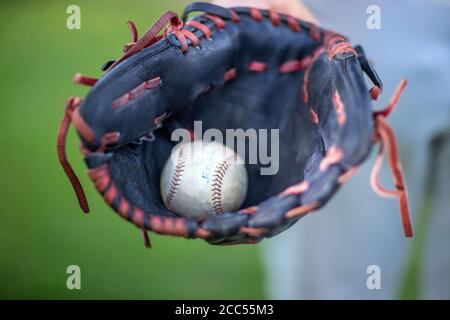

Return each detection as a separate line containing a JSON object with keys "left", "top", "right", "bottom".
{"left": 160, "top": 141, "right": 248, "bottom": 220}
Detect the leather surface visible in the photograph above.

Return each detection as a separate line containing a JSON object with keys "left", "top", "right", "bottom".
{"left": 79, "top": 3, "right": 375, "bottom": 243}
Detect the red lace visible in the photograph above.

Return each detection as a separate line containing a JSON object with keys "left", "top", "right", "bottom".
{"left": 57, "top": 97, "right": 89, "bottom": 213}
{"left": 58, "top": 12, "right": 188, "bottom": 213}
{"left": 370, "top": 79, "right": 413, "bottom": 237}
{"left": 107, "top": 11, "right": 183, "bottom": 71}
{"left": 59, "top": 10, "right": 413, "bottom": 239}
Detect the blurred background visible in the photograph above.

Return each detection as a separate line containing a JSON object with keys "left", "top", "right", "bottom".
{"left": 0, "top": 0, "right": 264, "bottom": 299}
{"left": 1, "top": 0, "right": 449, "bottom": 300}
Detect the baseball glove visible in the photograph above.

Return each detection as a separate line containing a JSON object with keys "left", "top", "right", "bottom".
{"left": 57, "top": 2, "right": 413, "bottom": 247}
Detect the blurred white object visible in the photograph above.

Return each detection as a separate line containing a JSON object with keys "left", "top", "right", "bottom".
{"left": 161, "top": 141, "right": 248, "bottom": 220}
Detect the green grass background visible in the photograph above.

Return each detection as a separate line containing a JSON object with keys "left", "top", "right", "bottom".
{"left": 0, "top": 0, "right": 264, "bottom": 299}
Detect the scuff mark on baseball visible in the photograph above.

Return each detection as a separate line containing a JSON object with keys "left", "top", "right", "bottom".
{"left": 160, "top": 141, "right": 248, "bottom": 220}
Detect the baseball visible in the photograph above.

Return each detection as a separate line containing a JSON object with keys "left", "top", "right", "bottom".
{"left": 160, "top": 141, "right": 248, "bottom": 220}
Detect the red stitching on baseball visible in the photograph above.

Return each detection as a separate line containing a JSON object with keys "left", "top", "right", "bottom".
{"left": 211, "top": 154, "right": 237, "bottom": 214}
{"left": 165, "top": 148, "right": 186, "bottom": 209}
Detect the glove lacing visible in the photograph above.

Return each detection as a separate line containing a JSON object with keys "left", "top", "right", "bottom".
{"left": 371, "top": 79, "right": 413, "bottom": 237}
{"left": 57, "top": 10, "right": 413, "bottom": 241}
